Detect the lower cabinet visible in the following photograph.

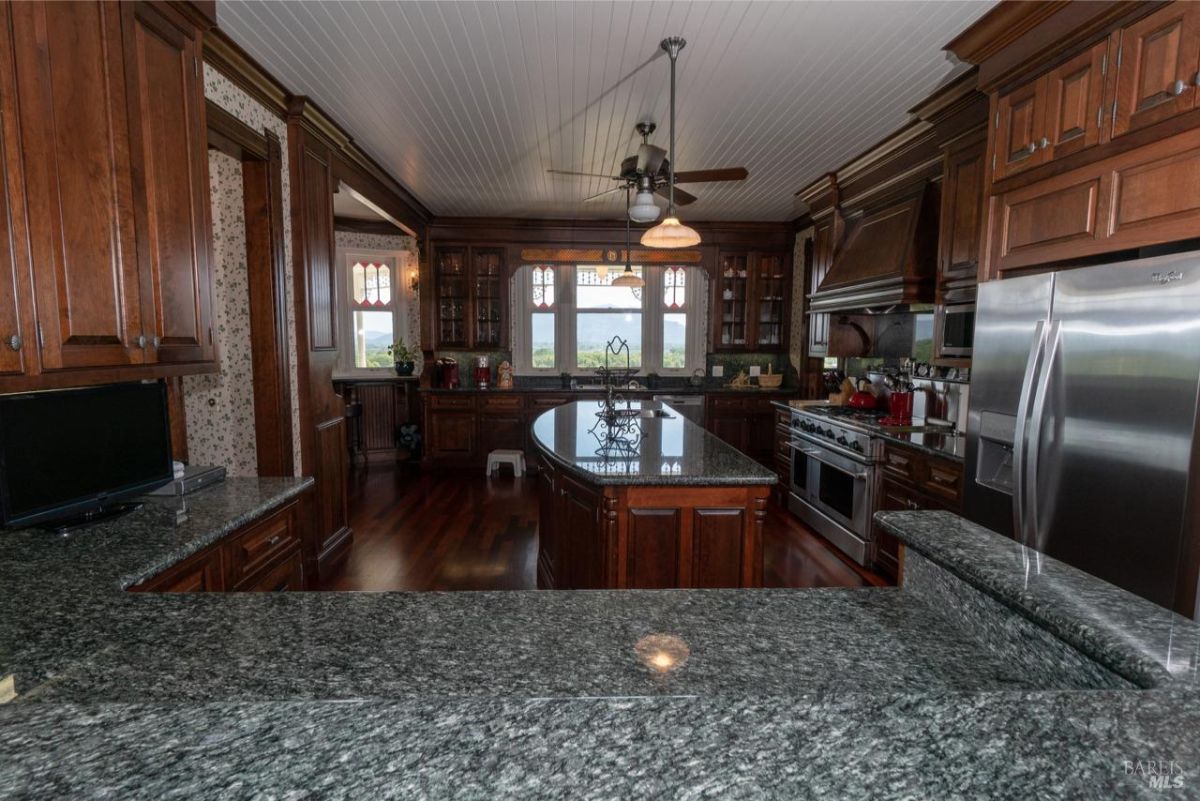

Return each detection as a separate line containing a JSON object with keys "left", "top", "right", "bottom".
{"left": 873, "top": 443, "right": 963, "bottom": 581}
{"left": 705, "top": 394, "right": 788, "bottom": 467}
{"left": 129, "top": 494, "right": 309, "bottom": 593}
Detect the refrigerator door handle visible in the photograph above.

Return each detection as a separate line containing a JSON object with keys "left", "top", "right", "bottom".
{"left": 1024, "top": 320, "right": 1062, "bottom": 551}
{"left": 1012, "top": 320, "right": 1048, "bottom": 546}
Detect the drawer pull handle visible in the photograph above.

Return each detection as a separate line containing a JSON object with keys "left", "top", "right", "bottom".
{"left": 267, "top": 535, "right": 282, "bottom": 547}
{"left": 1170, "top": 79, "right": 1189, "bottom": 97}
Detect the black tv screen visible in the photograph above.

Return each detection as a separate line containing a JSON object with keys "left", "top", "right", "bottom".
{"left": 0, "top": 382, "right": 173, "bottom": 527}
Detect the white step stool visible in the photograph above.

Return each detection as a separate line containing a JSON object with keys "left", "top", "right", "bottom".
{"left": 486, "top": 449, "right": 525, "bottom": 477}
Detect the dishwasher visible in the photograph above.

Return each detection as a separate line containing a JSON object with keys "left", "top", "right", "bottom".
{"left": 651, "top": 394, "right": 705, "bottom": 426}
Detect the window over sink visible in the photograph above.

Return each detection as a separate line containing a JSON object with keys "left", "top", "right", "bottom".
{"left": 512, "top": 263, "right": 706, "bottom": 375}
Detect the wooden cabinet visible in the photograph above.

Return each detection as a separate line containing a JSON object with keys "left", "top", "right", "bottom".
{"left": 704, "top": 394, "right": 786, "bottom": 467}
{"left": 712, "top": 248, "right": 790, "bottom": 352}
{"left": 479, "top": 394, "right": 525, "bottom": 454}
{"left": 992, "top": 39, "right": 1110, "bottom": 182}
{"left": 130, "top": 495, "right": 309, "bottom": 593}
{"left": 432, "top": 244, "right": 508, "bottom": 350}
{"left": 873, "top": 443, "right": 963, "bottom": 581}
{"left": 123, "top": 1, "right": 214, "bottom": 365}
{"left": 0, "top": 1, "right": 215, "bottom": 389}
{"left": 807, "top": 221, "right": 834, "bottom": 358}
{"left": 938, "top": 136, "right": 987, "bottom": 286}
{"left": 1111, "top": 3, "right": 1200, "bottom": 139}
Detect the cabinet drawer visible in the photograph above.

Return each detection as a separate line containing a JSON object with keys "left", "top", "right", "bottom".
{"left": 129, "top": 546, "right": 223, "bottom": 593}
{"left": 709, "top": 396, "right": 744, "bottom": 411}
{"left": 882, "top": 446, "right": 921, "bottom": 484}
{"left": 234, "top": 549, "right": 304, "bottom": 592}
{"left": 430, "top": 394, "right": 476, "bottom": 410}
{"left": 223, "top": 502, "right": 300, "bottom": 587}
{"left": 529, "top": 395, "right": 571, "bottom": 409}
{"left": 924, "top": 459, "right": 963, "bottom": 507}
{"left": 481, "top": 394, "right": 523, "bottom": 411}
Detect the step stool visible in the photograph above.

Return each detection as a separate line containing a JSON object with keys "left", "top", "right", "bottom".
{"left": 486, "top": 449, "right": 525, "bottom": 477}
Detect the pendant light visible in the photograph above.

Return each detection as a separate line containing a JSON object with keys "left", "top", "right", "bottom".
{"left": 628, "top": 176, "right": 661, "bottom": 223}
{"left": 613, "top": 186, "right": 645, "bottom": 288}
{"left": 641, "top": 37, "right": 700, "bottom": 249}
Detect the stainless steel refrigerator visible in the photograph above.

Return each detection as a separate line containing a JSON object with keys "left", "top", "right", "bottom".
{"left": 965, "top": 251, "right": 1200, "bottom": 618}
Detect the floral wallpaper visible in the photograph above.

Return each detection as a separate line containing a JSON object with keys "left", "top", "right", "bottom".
{"left": 335, "top": 230, "right": 423, "bottom": 373}
{"left": 182, "top": 151, "right": 258, "bottom": 475}
{"left": 200, "top": 65, "right": 303, "bottom": 477}
{"left": 791, "top": 226, "right": 813, "bottom": 372}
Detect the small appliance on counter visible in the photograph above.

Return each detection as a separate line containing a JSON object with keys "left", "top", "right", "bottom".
{"left": 474, "top": 355, "right": 491, "bottom": 390}
{"left": 434, "top": 357, "right": 460, "bottom": 389}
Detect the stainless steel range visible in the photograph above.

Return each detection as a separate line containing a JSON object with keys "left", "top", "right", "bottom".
{"left": 786, "top": 406, "right": 885, "bottom": 565}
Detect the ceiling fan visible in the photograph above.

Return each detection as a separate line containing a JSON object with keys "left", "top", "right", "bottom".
{"left": 548, "top": 119, "right": 748, "bottom": 222}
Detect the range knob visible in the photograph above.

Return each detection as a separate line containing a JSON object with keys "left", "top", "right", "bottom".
{"left": 851, "top": 441, "right": 863, "bottom": 453}
{"left": 836, "top": 435, "right": 849, "bottom": 446}
{"left": 825, "top": 428, "right": 836, "bottom": 438}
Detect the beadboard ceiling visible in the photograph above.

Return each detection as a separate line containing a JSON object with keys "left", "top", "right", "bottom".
{"left": 218, "top": 1, "right": 993, "bottom": 222}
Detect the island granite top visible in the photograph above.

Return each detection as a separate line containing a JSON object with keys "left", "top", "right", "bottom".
{"left": 530, "top": 400, "right": 777, "bottom": 486}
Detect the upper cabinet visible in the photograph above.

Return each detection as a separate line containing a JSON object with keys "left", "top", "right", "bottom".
{"left": 712, "top": 248, "right": 790, "bottom": 352}
{"left": 432, "top": 244, "right": 507, "bottom": 351}
{"left": 992, "top": 39, "right": 1109, "bottom": 181}
{"left": 1111, "top": 3, "right": 1199, "bottom": 138}
{"left": 123, "top": 2, "right": 215, "bottom": 365}
{"left": 0, "top": 1, "right": 215, "bottom": 389}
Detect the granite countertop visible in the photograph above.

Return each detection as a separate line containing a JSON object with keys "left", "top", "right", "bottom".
{"left": 421, "top": 384, "right": 796, "bottom": 395}
{"left": 529, "top": 400, "right": 777, "bottom": 486}
{"left": 3, "top": 484, "right": 1199, "bottom": 798}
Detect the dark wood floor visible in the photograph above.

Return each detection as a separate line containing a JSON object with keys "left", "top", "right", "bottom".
{"left": 320, "top": 464, "right": 889, "bottom": 591}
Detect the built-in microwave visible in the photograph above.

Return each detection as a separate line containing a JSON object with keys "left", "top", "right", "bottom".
{"left": 936, "top": 302, "right": 975, "bottom": 358}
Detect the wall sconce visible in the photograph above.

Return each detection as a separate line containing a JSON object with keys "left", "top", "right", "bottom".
{"left": 409, "top": 268, "right": 419, "bottom": 293}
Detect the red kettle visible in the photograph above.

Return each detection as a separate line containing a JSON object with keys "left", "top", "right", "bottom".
{"left": 848, "top": 379, "right": 877, "bottom": 410}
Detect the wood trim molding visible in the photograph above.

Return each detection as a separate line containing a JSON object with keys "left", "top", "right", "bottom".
{"left": 428, "top": 217, "right": 794, "bottom": 249}
{"left": 333, "top": 216, "right": 410, "bottom": 237}
{"left": 202, "top": 27, "right": 288, "bottom": 117}
{"left": 205, "top": 98, "right": 267, "bottom": 160}
{"left": 517, "top": 247, "right": 703, "bottom": 264}
{"left": 944, "top": 1, "right": 1071, "bottom": 66}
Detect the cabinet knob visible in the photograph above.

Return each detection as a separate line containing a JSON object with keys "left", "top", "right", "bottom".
{"left": 1038, "top": 137, "right": 1049, "bottom": 150}
{"left": 151, "top": 335, "right": 161, "bottom": 349}
{"left": 136, "top": 334, "right": 147, "bottom": 349}
{"left": 7, "top": 334, "right": 20, "bottom": 352}
{"left": 1026, "top": 141, "right": 1038, "bottom": 154}
{"left": 1170, "top": 79, "right": 1189, "bottom": 97}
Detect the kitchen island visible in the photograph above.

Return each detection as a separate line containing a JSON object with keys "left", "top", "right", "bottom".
{"left": 2, "top": 481, "right": 1199, "bottom": 799}
{"left": 530, "top": 400, "right": 777, "bottom": 589}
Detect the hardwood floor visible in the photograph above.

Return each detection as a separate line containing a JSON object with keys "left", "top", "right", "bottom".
{"left": 320, "top": 464, "right": 889, "bottom": 591}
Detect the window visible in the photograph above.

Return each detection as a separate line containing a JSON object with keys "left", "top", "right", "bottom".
{"left": 513, "top": 264, "right": 706, "bottom": 375}
{"left": 336, "top": 249, "right": 414, "bottom": 375}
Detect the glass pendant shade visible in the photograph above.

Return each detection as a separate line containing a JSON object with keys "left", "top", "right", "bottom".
{"left": 611, "top": 266, "right": 644, "bottom": 288}
{"left": 628, "top": 190, "right": 661, "bottom": 223}
{"left": 640, "top": 216, "right": 701, "bottom": 249}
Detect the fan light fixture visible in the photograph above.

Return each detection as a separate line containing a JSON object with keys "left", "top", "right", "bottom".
{"left": 642, "top": 37, "right": 700, "bottom": 249}
{"left": 628, "top": 188, "right": 660, "bottom": 223}
{"left": 613, "top": 187, "right": 645, "bottom": 288}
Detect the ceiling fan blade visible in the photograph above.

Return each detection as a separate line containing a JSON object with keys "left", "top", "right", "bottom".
{"left": 672, "top": 167, "right": 749, "bottom": 183}
{"left": 657, "top": 184, "right": 698, "bottom": 206}
{"left": 547, "top": 168, "right": 621, "bottom": 180}
{"left": 582, "top": 186, "right": 625, "bottom": 203}
{"left": 637, "top": 144, "right": 667, "bottom": 177}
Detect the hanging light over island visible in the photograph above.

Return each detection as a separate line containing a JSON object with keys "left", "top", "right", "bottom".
{"left": 642, "top": 37, "right": 701, "bottom": 249}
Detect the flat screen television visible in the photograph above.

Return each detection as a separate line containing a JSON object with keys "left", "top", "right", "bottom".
{"left": 0, "top": 381, "right": 173, "bottom": 530}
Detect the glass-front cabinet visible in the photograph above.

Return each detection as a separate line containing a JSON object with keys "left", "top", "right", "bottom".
{"left": 433, "top": 245, "right": 508, "bottom": 350}
{"left": 712, "top": 248, "right": 791, "bottom": 352}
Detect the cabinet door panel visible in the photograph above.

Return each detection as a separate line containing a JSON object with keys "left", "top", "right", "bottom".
{"left": 807, "top": 224, "right": 832, "bottom": 357}
{"left": 993, "top": 79, "right": 1046, "bottom": 181}
{"left": 938, "top": 137, "right": 986, "bottom": 284}
{"left": 1043, "top": 40, "right": 1109, "bottom": 160}
{"left": 691, "top": 508, "right": 744, "bottom": 588}
{"left": 431, "top": 413, "right": 476, "bottom": 457}
{"left": 0, "top": 12, "right": 30, "bottom": 378}
{"left": 996, "top": 174, "right": 1103, "bottom": 265}
{"left": 1112, "top": 4, "right": 1200, "bottom": 138}
{"left": 125, "top": 3, "right": 214, "bottom": 364}
{"left": 626, "top": 508, "right": 680, "bottom": 589}
{"left": 11, "top": 1, "right": 144, "bottom": 369}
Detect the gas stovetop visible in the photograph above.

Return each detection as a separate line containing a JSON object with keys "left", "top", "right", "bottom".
{"left": 789, "top": 406, "right": 883, "bottom": 461}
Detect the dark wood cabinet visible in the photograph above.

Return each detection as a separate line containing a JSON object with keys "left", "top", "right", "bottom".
{"left": 130, "top": 495, "right": 310, "bottom": 594}
{"left": 873, "top": 443, "right": 963, "bottom": 581}
{"left": 432, "top": 244, "right": 508, "bottom": 350}
{"left": 938, "top": 136, "right": 986, "bottom": 287}
{"left": 705, "top": 394, "right": 788, "bottom": 468}
{"left": 993, "top": 79, "right": 1047, "bottom": 181}
{"left": 712, "top": 248, "right": 791, "bottom": 353}
{"left": 1111, "top": 3, "right": 1199, "bottom": 139}
{"left": 807, "top": 221, "right": 834, "bottom": 358}
{"left": 1042, "top": 40, "right": 1110, "bottom": 161}
{"left": 124, "top": 1, "right": 215, "bottom": 365}
{"left": 0, "top": 1, "right": 216, "bottom": 390}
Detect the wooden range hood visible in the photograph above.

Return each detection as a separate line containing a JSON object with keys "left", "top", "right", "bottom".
{"left": 808, "top": 182, "right": 939, "bottom": 314}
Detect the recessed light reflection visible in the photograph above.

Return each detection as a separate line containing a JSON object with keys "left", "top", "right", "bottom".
{"left": 634, "top": 633, "right": 690, "bottom": 674}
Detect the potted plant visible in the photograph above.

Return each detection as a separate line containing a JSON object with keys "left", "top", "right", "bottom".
{"left": 645, "top": 372, "right": 660, "bottom": 390}
{"left": 559, "top": 371, "right": 572, "bottom": 389}
{"left": 388, "top": 339, "right": 417, "bottom": 376}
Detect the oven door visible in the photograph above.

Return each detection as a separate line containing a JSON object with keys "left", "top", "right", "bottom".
{"left": 790, "top": 439, "right": 872, "bottom": 537}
